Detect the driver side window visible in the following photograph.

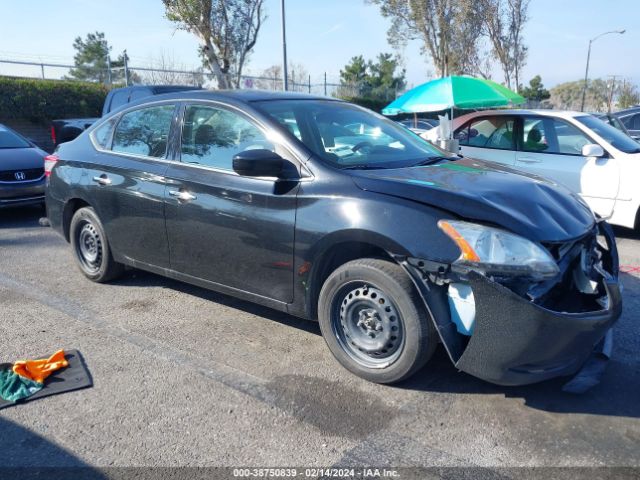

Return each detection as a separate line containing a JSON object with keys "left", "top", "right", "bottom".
{"left": 181, "top": 105, "right": 273, "bottom": 171}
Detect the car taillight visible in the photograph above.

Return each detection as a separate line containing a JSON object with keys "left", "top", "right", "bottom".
{"left": 44, "top": 154, "right": 59, "bottom": 177}
{"left": 50, "top": 126, "right": 56, "bottom": 145}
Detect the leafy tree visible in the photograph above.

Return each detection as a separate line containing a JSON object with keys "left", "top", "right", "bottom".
{"left": 520, "top": 75, "right": 550, "bottom": 102}
{"left": 481, "top": 0, "right": 529, "bottom": 89}
{"left": 163, "top": 0, "right": 265, "bottom": 89}
{"left": 67, "top": 32, "right": 110, "bottom": 83}
{"left": 66, "top": 32, "right": 134, "bottom": 84}
{"left": 617, "top": 80, "right": 640, "bottom": 109}
{"left": 550, "top": 79, "right": 610, "bottom": 112}
{"left": 368, "top": 53, "right": 406, "bottom": 98}
{"left": 339, "top": 53, "right": 405, "bottom": 101}
{"left": 367, "top": 0, "right": 485, "bottom": 77}
{"left": 340, "top": 56, "right": 369, "bottom": 85}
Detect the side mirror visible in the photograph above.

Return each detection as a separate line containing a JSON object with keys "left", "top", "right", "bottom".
{"left": 232, "top": 149, "right": 285, "bottom": 178}
{"left": 582, "top": 143, "right": 605, "bottom": 158}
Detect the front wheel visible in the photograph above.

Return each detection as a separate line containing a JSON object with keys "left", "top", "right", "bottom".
{"left": 70, "top": 207, "right": 124, "bottom": 283}
{"left": 318, "top": 258, "right": 438, "bottom": 384}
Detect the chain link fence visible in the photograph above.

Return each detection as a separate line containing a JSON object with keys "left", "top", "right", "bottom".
{"left": 0, "top": 58, "right": 399, "bottom": 100}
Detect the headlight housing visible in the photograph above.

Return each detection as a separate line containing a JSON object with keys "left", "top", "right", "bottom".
{"left": 438, "top": 220, "right": 560, "bottom": 280}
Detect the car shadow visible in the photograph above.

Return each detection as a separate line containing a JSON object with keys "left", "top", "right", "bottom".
{"left": 0, "top": 205, "right": 46, "bottom": 229}
{"left": 112, "top": 269, "right": 322, "bottom": 336}
{"left": 0, "top": 416, "right": 107, "bottom": 478}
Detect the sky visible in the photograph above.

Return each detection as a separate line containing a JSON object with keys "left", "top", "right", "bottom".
{"left": 0, "top": 0, "right": 638, "bottom": 89}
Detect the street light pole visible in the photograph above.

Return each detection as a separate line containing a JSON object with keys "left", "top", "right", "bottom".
{"left": 281, "top": 0, "right": 288, "bottom": 91}
{"left": 580, "top": 29, "right": 625, "bottom": 112}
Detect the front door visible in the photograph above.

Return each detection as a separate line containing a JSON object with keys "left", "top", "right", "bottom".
{"left": 514, "top": 116, "right": 619, "bottom": 217}
{"left": 164, "top": 103, "right": 299, "bottom": 302}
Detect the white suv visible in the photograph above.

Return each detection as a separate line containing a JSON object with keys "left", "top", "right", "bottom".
{"left": 425, "top": 110, "right": 640, "bottom": 229}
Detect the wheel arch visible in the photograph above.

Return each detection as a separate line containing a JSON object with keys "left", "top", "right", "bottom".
{"left": 62, "top": 197, "right": 92, "bottom": 242}
{"left": 304, "top": 229, "right": 410, "bottom": 320}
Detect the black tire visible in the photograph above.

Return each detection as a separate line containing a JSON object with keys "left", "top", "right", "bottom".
{"left": 318, "top": 258, "right": 438, "bottom": 384}
{"left": 69, "top": 207, "right": 124, "bottom": 283}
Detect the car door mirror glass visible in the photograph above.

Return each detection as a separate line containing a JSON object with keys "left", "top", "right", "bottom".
{"left": 582, "top": 143, "right": 605, "bottom": 158}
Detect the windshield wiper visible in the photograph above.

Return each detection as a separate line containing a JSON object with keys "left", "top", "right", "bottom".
{"left": 411, "top": 155, "right": 459, "bottom": 167}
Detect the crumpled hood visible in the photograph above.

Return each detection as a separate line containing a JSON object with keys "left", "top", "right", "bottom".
{"left": 351, "top": 157, "right": 595, "bottom": 242}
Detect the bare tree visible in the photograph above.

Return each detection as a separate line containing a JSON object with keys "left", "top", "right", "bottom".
{"left": 253, "top": 63, "right": 309, "bottom": 91}
{"left": 163, "top": 0, "right": 265, "bottom": 89}
{"left": 368, "top": 0, "right": 485, "bottom": 78}
{"left": 481, "top": 0, "right": 529, "bottom": 89}
{"left": 140, "top": 52, "right": 204, "bottom": 86}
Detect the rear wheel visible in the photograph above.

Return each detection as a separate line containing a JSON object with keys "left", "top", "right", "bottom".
{"left": 318, "top": 258, "right": 438, "bottom": 384}
{"left": 70, "top": 207, "right": 123, "bottom": 283}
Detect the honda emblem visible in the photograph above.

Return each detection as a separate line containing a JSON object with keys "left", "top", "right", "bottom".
{"left": 14, "top": 171, "right": 26, "bottom": 181}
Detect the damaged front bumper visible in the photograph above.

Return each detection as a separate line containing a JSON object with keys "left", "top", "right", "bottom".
{"left": 402, "top": 222, "right": 623, "bottom": 387}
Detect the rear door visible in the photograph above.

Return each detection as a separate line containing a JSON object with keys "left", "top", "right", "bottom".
{"left": 89, "top": 102, "right": 178, "bottom": 267}
{"left": 514, "top": 115, "right": 619, "bottom": 217}
{"left": 163, "top": 102, "right": 299, "bottom": 302}
{"left": 455, "top": 115, "right": 516, "bottom": 165}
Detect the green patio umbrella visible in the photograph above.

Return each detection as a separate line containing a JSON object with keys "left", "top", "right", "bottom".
{"left": 382, "top": 76, "right": 525, "bottom": 116}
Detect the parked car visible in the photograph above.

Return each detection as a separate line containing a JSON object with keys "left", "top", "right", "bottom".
{"left": 51, "top": 85, "right": 201, "bottom": 148}
{"left": 425, "top": 109, "right": 640, "bottom": 230}
{"left": 612, "top": 106, "right": 640, "bottom": 140}
{"left": 397, "top": 118, "right": 439, "bottom": 135}
{"left": 0, "top": 124, "right": 48, "bottom": 208}
{"left": 46, "top": 91, "right": 621, "bottom": 388}
{"left": 593, "top": 112, "right": 638, "bottom": 141}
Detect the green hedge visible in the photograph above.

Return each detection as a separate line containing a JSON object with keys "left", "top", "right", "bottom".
{"left": 0, "top": 77, "right": 108, "bottom": 123}
{"left": 339, "top": 96, "right": 389, "bottom": 113}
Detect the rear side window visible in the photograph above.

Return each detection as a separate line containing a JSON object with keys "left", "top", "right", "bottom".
{"left": 621, "top": 113, "right": 640, "bottom": 130}
{"left": 107, "top": 90, "right": 130, "bottom": 113}
{"left": 462, "top": 116, "right": 515, "bottom": 150}
{"left": 92, "top": 118, "right": 117, "bottom": 149}
{"left": 129, "top": 88, "right": 152, "bottom": 102}
{"left": 112, "top": 105, "right": 175, "bottom": 158}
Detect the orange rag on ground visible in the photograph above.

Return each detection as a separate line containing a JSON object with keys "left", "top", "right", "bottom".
{"left": 12, "top": 349, "right": 68, "bottom": 383}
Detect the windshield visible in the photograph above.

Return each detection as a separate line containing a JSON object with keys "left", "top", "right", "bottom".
{"left": 576, "top": 115, "right": 640, "bottom": 154}
{"left": 0, "top": 127, "right": 31, "bottom": 149}
{"left": 253, "top": 100, "right": 447, "bottom": 169}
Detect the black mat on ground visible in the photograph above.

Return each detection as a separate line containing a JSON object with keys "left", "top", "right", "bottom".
{"left": 0, "top": 350, "right": 92, "bottom": 410}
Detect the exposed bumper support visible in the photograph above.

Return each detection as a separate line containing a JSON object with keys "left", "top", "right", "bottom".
{"left": 400, "top": 223, "right": 623, "bottom": 388}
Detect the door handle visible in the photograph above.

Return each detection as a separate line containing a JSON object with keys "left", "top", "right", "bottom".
{"left": 169, "top": 190, "right": 197, "bottom": 202}
{"left": 517, "top": 157, "right": 541, "bottom": 164}
{"left": 92, "top": 175, "right": 112, "bottom": 186}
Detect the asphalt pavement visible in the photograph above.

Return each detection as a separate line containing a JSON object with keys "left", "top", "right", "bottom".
{"left": 1, "top": 205, "right": 639, "bottom": 476}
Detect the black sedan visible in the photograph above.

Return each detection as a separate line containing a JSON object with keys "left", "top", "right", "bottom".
{"left": 45, "top": 90, "right": 621, "bottom": 388}
{"left": 0, "top": 124, "right": 48, "bottom": 208}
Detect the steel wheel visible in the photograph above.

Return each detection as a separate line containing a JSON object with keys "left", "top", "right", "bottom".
{"left": 332, "top": 282, "right": 405, "bottom": 368}
{"left": 75, "top": 220, "right": 103, "bottom": 274}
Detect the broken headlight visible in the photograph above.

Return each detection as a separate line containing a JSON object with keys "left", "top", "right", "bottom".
{"left": 438, "top": 220, "right": 560, "bottom": 281}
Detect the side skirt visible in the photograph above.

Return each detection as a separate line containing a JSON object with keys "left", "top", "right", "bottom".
{"left": 120, "top": 256, "right": 293, "bottom": 315}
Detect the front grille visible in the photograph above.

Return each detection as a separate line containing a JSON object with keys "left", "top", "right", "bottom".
{"left": 0, "top": 168, "right": 44, "bottom": 182}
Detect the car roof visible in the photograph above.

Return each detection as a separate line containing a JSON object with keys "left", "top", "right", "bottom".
{"left": 614, "top": 106, "right": 640, "bottom": 115}
{"left": 458, "top": 109, "right": 590, "bottom": 120}
{"left": 145, "top": 89, "right": 337, "bottom": 104}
